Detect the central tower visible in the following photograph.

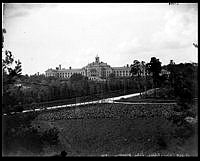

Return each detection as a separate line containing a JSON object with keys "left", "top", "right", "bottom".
{"left": 95, "top": 55, "right": 100, "bottom": 63}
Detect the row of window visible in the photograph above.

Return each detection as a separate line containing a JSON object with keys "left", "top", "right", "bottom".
{"left": 89, "top": 77, "right": 96, "bottom": 80}
{"left": 46, "top": 70, "right": 132, "bottom": 78}
{"left": 46, "top": 71, "right": 85, "bottom": 78}
{"left": 106, "top": 70, "right": 112, "bottom": 76}
{"left": 58, "top": 71, "right": 85, "bottom": 78}
{"left": 46, "top": 73, "right": 56, "bottom": 77}
{"left": 113, "top": 70, "right": 130, "bottom": 77}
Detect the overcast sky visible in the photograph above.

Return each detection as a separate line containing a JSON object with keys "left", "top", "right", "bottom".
{"left": 3, "top": 3, "right": 198, "bottom": 75}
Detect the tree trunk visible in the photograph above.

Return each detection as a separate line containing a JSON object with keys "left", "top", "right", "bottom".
{"left": 138, "top": 74, "right": 141, "bottom": 98}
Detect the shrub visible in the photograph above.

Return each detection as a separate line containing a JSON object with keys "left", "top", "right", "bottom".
{"left": 41, "top": 127, "right": 60, "bottom": 145}
{"left": 140, "top": 117, "right": 177, "bottom": 150}
{"left": 173, "top": 121, "right": 195, "bottom": 142}
{"left": 2, "top": 112, "right": 42, "bottom": 155}
{"left": 3, "top": 125, "right": 43, "bottom": 155}
{"left": 17, "top": 127, "right": 43, "bottom": 154}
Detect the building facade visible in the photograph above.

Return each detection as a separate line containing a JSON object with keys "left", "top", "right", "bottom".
{"left": 45, "top": 56, "right": 131, "bottom": 81}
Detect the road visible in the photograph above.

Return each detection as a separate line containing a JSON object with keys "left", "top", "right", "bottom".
{"left": 3, "top": 88, "right": 161, "bottom": 116}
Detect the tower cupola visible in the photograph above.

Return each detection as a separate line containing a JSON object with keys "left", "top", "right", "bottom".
{"left": 95, "top": 55, "right": 100, "bottom": 63}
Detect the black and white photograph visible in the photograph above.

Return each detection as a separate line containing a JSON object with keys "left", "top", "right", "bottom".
{"left": 2, "top": 3, "right": 198, "bottom": 156}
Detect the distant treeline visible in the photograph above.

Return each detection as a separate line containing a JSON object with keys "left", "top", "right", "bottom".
{"left": 3, "top": 73, "right": 154, "bottom": 113}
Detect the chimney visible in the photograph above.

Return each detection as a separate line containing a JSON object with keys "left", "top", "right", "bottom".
{"left": 69, "top": 66, "right": 71, "bottom": 70}
{"left": 127, "top": 64, "right": 129, "bottom": 67}
{"left": 59, "top": 64, "right": 61, "bottom": 70}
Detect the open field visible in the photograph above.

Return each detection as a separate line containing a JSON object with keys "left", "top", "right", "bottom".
{"left": 28, "top": 103, "right": 197, "bottom": 156}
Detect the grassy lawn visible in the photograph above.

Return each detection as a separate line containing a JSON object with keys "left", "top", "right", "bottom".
{"left": 30, "top": 103, "right": 197, "bottom": 156}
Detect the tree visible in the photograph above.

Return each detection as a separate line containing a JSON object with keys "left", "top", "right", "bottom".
{"left": 2, "top": 29, "right": 22, "bottom": 113}
{"left": 140, "top": 61, "right": 147, "bottom": 97}
{"left": 146, "top": 57, "right": 161, "bottom": 97}
{"left": 130, "top": 60, "right": 143, "bottom": 97}
{"left": 167, "top": 60, "right": 176, "bottom": 90}
{"left": 130, "top": 60, "right": 141, "bottom": 77}
{"left": 147, "top": 57, "right": 161, "bottom": 88}
{"left": 166, "top": 62, "right": 196, "bottom": 108}
{"left": 69, "top": 73, "right": 87, "bottom": 82}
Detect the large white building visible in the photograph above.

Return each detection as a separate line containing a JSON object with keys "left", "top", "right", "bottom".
{"left": 45, "top": 56, "right": 132, "bottom": 81}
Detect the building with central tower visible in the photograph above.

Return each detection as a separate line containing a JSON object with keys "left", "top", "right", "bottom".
{"left": 45, "top": 55, "right": 131, "bottom": 81}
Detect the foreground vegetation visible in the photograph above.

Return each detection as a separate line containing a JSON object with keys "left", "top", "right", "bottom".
{"left": 2, "top": 103, "right": 197, "bottom": 156}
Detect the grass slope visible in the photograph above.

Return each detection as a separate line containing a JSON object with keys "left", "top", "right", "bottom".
{"left": 31, "top": 103, "right": 197, "bottom": 156}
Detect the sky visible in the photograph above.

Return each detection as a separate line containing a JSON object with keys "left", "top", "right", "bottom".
{"left": 3, "top": 3, "right": 198, "bottom": 75}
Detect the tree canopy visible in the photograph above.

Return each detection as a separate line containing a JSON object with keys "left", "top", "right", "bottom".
{"left": 147, "top": 57, "right": 161, "bottom": 88}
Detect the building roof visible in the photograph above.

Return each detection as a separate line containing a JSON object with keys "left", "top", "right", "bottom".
{"left": 86, "top": 61, "right": 109, "bottom": 67}
{"left": 58, "top": 68, "right": 84, "bottom": 72}
{"left": 45, "top": 69, "right": 57, "bottom": 72}
{"left": 112, "top": 66, "right": 130, "bottom": 70}
{"left": 46, "top": 68, "right": 84, "bottom": 73}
